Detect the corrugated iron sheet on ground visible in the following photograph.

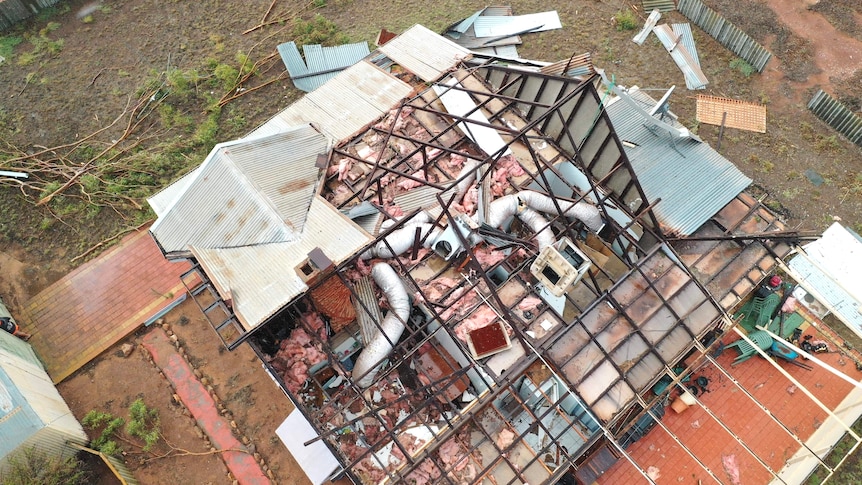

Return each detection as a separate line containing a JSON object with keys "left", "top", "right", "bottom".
{"left": 473, "top": 11, "right": 562, "bottom": 38}
{"left": 278, "top": 41, "right": 370, "bottom": 92}
{"left": 540, "top": 53, "right": 594, "bottom": 78}
{"left": 653, "top": 24, "right": 708, "bottom": 90}
{"left": 642, "top": 0, "right": 676, "bottom": 13}
{"left": 380, "top": 25, "right": 471, "bottom": 82}
{"left": 633, "top": 10, "right": 661, "bottom": 45}
{"left": 677, "top": 0, "right": 772, "bottom": 72}
{"left": 251, "top": 60, "right": 413, "bottom": 141}
{"left": 696, "top": 95, "right": 766, "bottom": 133}
{"left": 807, "top": 90, "right": 862, "bottom": 147}
{"left": 672, "top": 23, "right": 700, "bottom": 67}
{"left": 605, "top": 88, "right": 752, "bottom": 236}
{"left": 192, "top": 196, "right": 372, "bottom": 330}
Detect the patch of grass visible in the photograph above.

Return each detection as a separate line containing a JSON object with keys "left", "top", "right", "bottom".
{"left": 0, "top": 35, "right": 23, "bottom": 61}
{"left": 815, "top": 134, "right": 841, "bottom": 153}
{"left": 729, "top": 58, "right": 755, "bottom": 77}
{"left": 614, "top": 9, "right": 638, "bottom": 31}
{"left": 292, "top": 14, "right": 349, "bottom": 46}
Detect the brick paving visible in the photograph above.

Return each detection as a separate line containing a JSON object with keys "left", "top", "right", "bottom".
{"left": 20, "top": 228, "right": 189, "bottom": 383}
{"left": 142, "top": 328, "right": 269, "bottom": 485}
{"left": 599, "top": 327, "right": 859, "bottom": 484}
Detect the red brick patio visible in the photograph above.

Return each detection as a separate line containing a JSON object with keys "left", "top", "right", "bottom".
{"left": 20, "top": 228, "right": 189, "bottom": 383}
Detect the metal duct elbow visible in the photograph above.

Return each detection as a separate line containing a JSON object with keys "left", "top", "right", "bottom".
{"left": 360, "top": 223, "right": 440, "bottom": 260}
{"left": 353, "top": 263, "right": 411, "bottom": 388}
{"left": 517, "top": 191, "right": 604, "bottom": 232}
{"left": 483, "top": 194, "right": 555, "bottom": 251}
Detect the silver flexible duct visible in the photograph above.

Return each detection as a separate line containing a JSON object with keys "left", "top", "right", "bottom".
{"left": 352, "top": 262, "right": 411, "bottom": 388}
{"left": 359, "top": 223, "right": 440, "bottom": 260}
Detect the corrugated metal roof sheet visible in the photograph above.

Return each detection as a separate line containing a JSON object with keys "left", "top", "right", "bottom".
{"left": 605, "top": 88, "right": 751, "bottom": 236}
{"left": 672, "top": 23, "right": 700, "bottom": 67}
{"left": 379, "top": 25, "right": 471, "bottom": 82}
{"left": 277, "top": 41, "right": 370, "bottom": 92}
{"left": 192, "top": 196, "right": 372, "bottom": 329}
{"left": 653, "top": 24, "right": 708, "bottom": 90}
{"left": 149, "top": 125, "right": 327, "bottom": 254}
{"left": 0, "top": 331, "right": 87, "bottom": 461}
{"left": 251, "top": 60, "right": 413, "bottom": 141}
{"left": 787, "top": 223, "right": 862, "bottom": 335}
{"left": 473, "top": 11, "right": 562, "bottom": 38}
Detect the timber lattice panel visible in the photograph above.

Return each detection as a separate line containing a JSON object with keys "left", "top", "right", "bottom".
{"left": 696, "top": 94, "right": 767, "bottom": 133}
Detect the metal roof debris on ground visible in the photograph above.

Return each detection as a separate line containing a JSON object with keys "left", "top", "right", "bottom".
{"left": 652, "top": 24, "right": 708, "bottom": 90}
{"left": 807, "top": 89, "right": 862, "bottom": 147}
{"left": 696, "top": 94, "right": 767, "bottom": 133}
{"left": 473, "top": 10, "right": 562, "bottom": 38}
{"left": 642, "top": 0, "right": 676, "bottom": 13}
{"left": 278, "top": 41, "right": 371, "bottom": 92}
{"left": 443, "top": 6, "right": 522, "bottom": 58}
{"left": 677, "top": 0, "right": 772, "bottom": 72}
{"left": 672, "top": 23, "right": 700, "bottom": 67}
{"left": 633, "top": 10, "right": 661, "bottom": 45}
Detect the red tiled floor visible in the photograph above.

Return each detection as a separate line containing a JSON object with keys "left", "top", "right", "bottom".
{"left": 600, "top": 327, "right": 859, "bottom": 484}
{"left": 19, "top": 228, "right": 190, "bottom": 383}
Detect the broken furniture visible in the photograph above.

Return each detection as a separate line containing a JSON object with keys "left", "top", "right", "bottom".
{"left": 726, "top": 329, "right": 773, "bottom": 365}
{"left": 767, "top": 340, "right": 813, "bottom": 371}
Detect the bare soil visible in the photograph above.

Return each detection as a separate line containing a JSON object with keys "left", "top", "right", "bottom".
{"left": 1, "top": 0, "right": 861, "bottom": 483}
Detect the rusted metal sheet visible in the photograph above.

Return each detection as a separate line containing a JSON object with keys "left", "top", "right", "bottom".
{"left": 677, "top": 0, "right": 772, "bottom": 72}
{"left": 653, "top": 24, "right": 708, "bottom": 90}
{"left": 540, "top": 53, "right": 594, "bottom": 78}
{"left": 251, "top": 60, "right": 413, "bottom": 141}
{"left": 696, "top": 94, "right": 767, "bottom": 133}
{"left": 807, "top": 90, "right": 862, "bottom": 147}
{"left": 192, "top": 196, "right": 372, "bottom": 330}
{"left": 150, "top": 125, "right": 327, "bottom": 254}
{"left": 310, "top": 275, "right": 356, "bottom": 333}
{"left": 379, "top": 25, "right": 471, "bottom": 82}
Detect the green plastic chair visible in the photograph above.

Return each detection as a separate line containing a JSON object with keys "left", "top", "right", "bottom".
{"left": 725, "top": 330, "right": 773, "bottom": 365}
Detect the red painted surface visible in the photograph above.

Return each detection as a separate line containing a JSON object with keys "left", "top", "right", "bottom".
{"left": 142, "top": 328, "right": 270, "bottom": 485}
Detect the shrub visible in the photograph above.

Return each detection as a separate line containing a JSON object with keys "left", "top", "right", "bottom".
{"left": 2, "top": 448, "right": 89, "bottom": 485}
{"left": 615, "top": 9, "right": 638, "bottom": 31}
{"left": 729, "top": 58, "right": 755, "bottom": 77}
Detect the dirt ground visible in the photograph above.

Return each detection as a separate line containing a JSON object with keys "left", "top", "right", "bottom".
{"left": 1, "top": 0, "right": 860, "bottom": 483}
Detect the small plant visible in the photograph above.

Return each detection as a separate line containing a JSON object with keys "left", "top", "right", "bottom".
{"left": 82, "top": 399, "right": 161, "bottom": 455}
{"left": 815, "top": 134, "right": 840, "bottom": 153}
{"left": 0, "top": 35, "right": 23, "bottom": 61}
{"left": 292, "top": 14, "right": 349, "bottom": 46}
{"left": 729, "top": 58, "right": 755, "bottom": 77}
{"left": 614, "top": 9, "right": 638, "bottom": 31}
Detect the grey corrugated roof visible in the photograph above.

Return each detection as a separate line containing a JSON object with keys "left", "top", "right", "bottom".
{"left": 251, "top": 60, "right": 413, "bottom": 141}
{"left": 149, "top": 125, "right": 328, "bottom": 254}
{"left": 653, "top": 24, "right": 707, "bottom": 90}
{"left": 277, "top": 41, "right": 370, "bottom": 92}
{"left": 605, "top": 88, "right": 751, "bottom": 236}
{"left": 379, "top": 25, "right": 471, "bottom": 82}
{"left": 192, "top": 196, "right": 371, "bottom": 330}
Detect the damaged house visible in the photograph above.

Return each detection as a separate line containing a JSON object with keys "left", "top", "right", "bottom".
{"left": 147, "top": 25, "right": 820, "bottom": 484}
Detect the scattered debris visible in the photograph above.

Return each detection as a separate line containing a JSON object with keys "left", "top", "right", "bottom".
{"left": 787, "top": 384, "right": 797, "bottom": 395}
{"left": 633, "top": 10, "right": 661, "bottom": 45}
{"left": 647, "top": 465, "right": 661, "bottom": 480}
{"left": 277, "top": 41, "right": 371, "bottom": 92}
{"left": 721, "top": 454, "right": 742, "bottom": 485}
{"left": 120, "top": 343, "right": 135, "bottom": 357}
{"left": 696, "top": 94, "right": 767, "bottom": 133}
